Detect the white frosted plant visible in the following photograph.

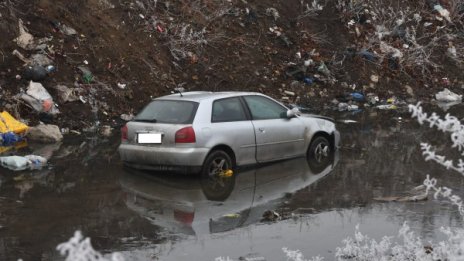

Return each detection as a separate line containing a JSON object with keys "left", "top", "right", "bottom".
{"left": 56, "top": 231, "right": 124, "bottom": 261}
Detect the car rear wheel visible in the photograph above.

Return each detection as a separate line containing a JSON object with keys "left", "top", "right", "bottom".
{"left": 307, "top": 136, "right": 331, "bottom": 173}
{"left": 201, "top": 150, "right": 234, "bottom": 201}
{"left": 201, "top": 150, "right": 233, "bottom": 178}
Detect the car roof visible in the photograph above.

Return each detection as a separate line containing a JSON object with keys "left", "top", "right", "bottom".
{"left": 156, "top": 91, "right": 265, "bottom": 102}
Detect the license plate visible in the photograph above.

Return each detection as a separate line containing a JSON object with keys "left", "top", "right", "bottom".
{"left": 138, "top": 133, "right": 162, "bottom": 144}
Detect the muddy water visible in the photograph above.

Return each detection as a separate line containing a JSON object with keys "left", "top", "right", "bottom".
{"left": 1, "top": 108, "right": 464, "bottom": 261}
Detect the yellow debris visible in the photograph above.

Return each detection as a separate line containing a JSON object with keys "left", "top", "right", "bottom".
{"left": 219, "top": 169, "right": 234, "bottom": 177}
{"left": 0, "top": 111, "right": 28, "bottom": 135}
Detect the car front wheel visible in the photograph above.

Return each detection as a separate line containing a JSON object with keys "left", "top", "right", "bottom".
{"left": 307, "top": 136, "right": 331, "bottom": 173}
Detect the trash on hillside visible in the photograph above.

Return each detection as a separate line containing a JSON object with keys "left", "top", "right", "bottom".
{"left": 53, "top": 85, "right": 80, "bottom": 103}
{"left": 338, "top": 119, "right": 358, "bottom": 124}
{"left": 437, "top": 100, "right": 462, "bottom": 112}
{"left": 350, "top": 92, "right": 364, "bottom": 102}
{"left": 317, "top": 62, "right": 331, "bottom": 77}
{"left": 434, "top": 5, "right": 451, "bottom": 22}
{"left": 120, "top": 114, "right": 135, "bottom": 121}
{"left": 376, "top": 104, "right": 397, "bottom": 110}
{"left": 303, "top": 76, "right": 314, "bottom": 85}
{"left": 435, "top": 88, "right": 462, "bottom": 102}
{"left": 23, "top": 65, "right": 49, "bottom": 81}
{"left": 265, "top": 7, "right": 280, "bottom": 21}
{"left": 370, "top": 75, "right": 379, "bottom": 83}
{"left": 0, "top": 111, "right": 29, "bottom": 135}
{"left": 59, "top": 24, "right": 78, "bottom": 36}
{"left": 20, "top": 81, "right": 59, "bottom": 114}
{"left": 0, "top": 132, "right": 23, "bottom": 146}
{"left": 14, "top": 19, "right": 50, "bottom": 50}
{"left": 338, "top": 103, "right": 359, "bottom": 111}
{"left": 117, "top": 83, "right": 127, "bottom": 89}
{"left": 358, "top": 50, "right": 377, "bottom": 61}
{"left": 0, "top": 140, "right": 28, "bottom": 155}
{"left": 0, "top": 155, "right": 47, "bottom": 171}
{"left": 77, "top": 66, "right": 93, "bottom": 83}
{"left": 100, "top": 125, "right": 112, "bottom": 137}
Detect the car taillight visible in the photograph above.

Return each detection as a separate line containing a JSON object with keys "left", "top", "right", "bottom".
{"left": 175, "top": 126, "right": 196, "bottom": 143}
{"left": 121, "top": 124, "right": 128, "bottom": 142}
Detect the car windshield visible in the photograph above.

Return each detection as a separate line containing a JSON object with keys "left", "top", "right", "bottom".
{"left": 134, "top": 100, "right": 199, "bottom": 124}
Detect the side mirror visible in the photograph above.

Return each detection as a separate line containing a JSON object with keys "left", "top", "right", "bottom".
{"left": 286, "top": 108, "right": 298, "bottom": 118}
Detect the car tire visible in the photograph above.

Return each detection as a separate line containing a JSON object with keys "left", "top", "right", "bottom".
{"left": 200, "top": 150, "right": 235, "bottom": 201}
{"left": 201, "top": 150, "right": 233, "bottom": 178}
{"left": 307, "top": 136, "right": 331, "bottom": 173}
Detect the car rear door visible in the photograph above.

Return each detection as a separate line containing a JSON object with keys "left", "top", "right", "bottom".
{"left": 242, "top": 95, "right": 306, "bottom": 162}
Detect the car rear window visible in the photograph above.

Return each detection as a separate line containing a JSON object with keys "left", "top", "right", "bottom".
{"left": 134, "top": 100, "right": 199, "bottom": 124}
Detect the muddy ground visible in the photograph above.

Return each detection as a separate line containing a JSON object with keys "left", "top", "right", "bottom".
{"left": 0, "top": 0, "right": 463, "bottom": 131}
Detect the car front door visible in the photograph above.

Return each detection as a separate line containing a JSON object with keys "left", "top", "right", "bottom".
{"left": 208, "top": 97, "right": 256, "bottom": 166}
{"left": 242, "top": 95, "right": 306, "bottom": 162}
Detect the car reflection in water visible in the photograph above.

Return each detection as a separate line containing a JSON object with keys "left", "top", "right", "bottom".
{"left": 120, "top": 151, "right": 339, "bottom": 236}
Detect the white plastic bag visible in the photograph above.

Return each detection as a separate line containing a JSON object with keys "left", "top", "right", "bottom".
{"left": 0, "top": 156, "right": 29, "bottom": 171}
{"left": 436, "top": 88, "right": 462, "bottom": 102}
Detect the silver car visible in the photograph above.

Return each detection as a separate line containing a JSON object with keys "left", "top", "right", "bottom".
{"left": 119, "top": 91, "right": 340, "bottom": 175}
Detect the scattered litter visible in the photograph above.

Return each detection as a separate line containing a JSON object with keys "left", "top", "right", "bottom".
{"left": 0, "top": 132, "right": 23, "bottom": 146}
{"left": 435, "top": 88, "right": 462, "bottom": 102}
{"left": 117, "top": 83, "right": 127, "bottom": 89}
{"left": 21, "top": 81, "right": 59, "bottom": 114}
{"left": 265, "top": 7, "right": 280, "bottom": 21}
{"left": 434, "top": 5, "right": 451, "bottom": 22}
{"left": 14, "top": 19, "right": 50, "bottom": 50}
{"left": 219, "top": 169, "right": 233, "bottom": 178}
{"left": 23, "top": 65, "right": 49, "bottom": 81}
{"left": 59, "top": 24, "right": 77, "bottom": 36}
{"left": 77, "top": 66, "right": 93, "bottom": 83}
{"left": 262, "top": 210, "right": 280, "bottom": 222}
{"left": 370, "top": 75, "right": 379, "bottom": 83}
{"left": 0, "top": 111, "right": 29, "bottom": 136}
{"left": 0, "top": 155, "right": 47, "bottom": 171}
{"left": 350, "top": 92, "right": 364, "bottom": 102}
{"left": 284, "top": 90, "right": 295, "bottom": 96}
{"left": 317, "top": 62, "right": 330, "bottom": 77}
{"left": 100, "top": 125, "right": 112, "bottom": 137}
{"left": 358, "top": 50, "right": 377, "bottom": 61}
{"left": 53, "top": 85, "right": 79, "bottom": 103}
{"left": 338, "top": 103, "right": 359, "bottom": 111}
{"left": 339, "top": 120, "right": 357, "bottom": 124}
{"left": 120, "top": 114, "right": 135, "bottom": 121}
{"left": 223, "top": 213, "right": 240, "bottom": 218}
{"left": 376, "top": 104, "right": 397, "bottom": 110}
{"left": 437, "top": 100, "right": 461, "bottom": 111}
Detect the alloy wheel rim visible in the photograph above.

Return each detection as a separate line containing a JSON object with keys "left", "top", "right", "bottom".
{"left": 314, "top": 143, "right": 329, "bottom": 163}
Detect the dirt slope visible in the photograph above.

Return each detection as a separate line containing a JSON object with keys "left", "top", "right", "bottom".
{"left": 0, "top": 0, "right": 462, "bottom": 130}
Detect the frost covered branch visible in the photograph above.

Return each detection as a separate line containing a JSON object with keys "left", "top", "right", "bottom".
{"left": 409, "top": 102, "right": 464, "bottom": 156}
{"left": 423, "top": 175, "right": 464, "bottom": 216}
{"left": 56, "top": 231, "right": 124, "bottom": 261}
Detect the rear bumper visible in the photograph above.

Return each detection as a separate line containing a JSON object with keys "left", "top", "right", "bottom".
{"left": 119, "top": 144, "right": 209, "bottom": 173}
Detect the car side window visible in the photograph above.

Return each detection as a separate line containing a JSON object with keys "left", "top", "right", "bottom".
{"left": 212, "top": 97, "right": 248, "bottom": 122}
{"left": 243, "top": 95, "right": 287, "bottom": 120}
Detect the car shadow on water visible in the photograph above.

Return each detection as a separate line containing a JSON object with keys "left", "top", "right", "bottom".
{"left": 120, "top": 151, "right": 339, "bottom": 236}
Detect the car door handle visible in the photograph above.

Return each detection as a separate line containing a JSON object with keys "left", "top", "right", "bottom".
{"left": 258, "top": 128, "right": 265, "bottom": 133}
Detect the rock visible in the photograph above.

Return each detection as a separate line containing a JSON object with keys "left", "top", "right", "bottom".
{"left": 27, "top": 124, "right": 63, "bottom": 143}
